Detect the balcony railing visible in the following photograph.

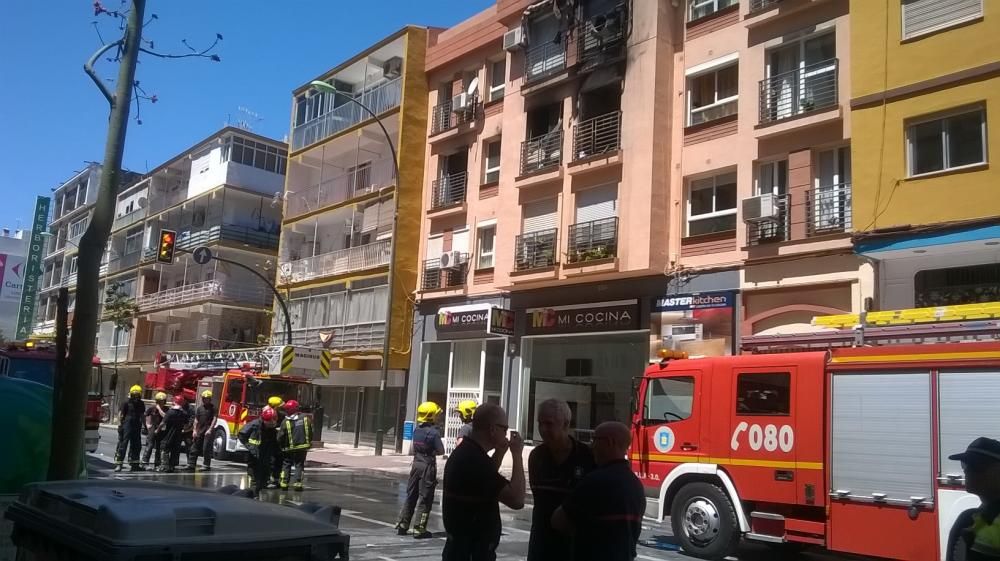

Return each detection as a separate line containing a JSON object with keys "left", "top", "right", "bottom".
{"left": 283, "top": 239, "right": 391, "bottom": 284}
{"left": 112, "top": 208, "right": 147, "bottom": 232}
{"left": 567, "top": 217, "right": 618, "bottom": 263}
{"left": 273, "top": 322, "right": 385, "bottom": 353}
{"left": 806, "top": 183, "right": 852, "bottom": 236}
{"left": 515, "top": 229, "right": 558, "bottom": 271}
{"left": 421, "top": 257, "right": 468, "bottom": 291}
{"left": 285, "top": 158, "right": 395, "bottom": 220}
{"left": 106, "top": 250, "right": 143, "bottom": 274}
{"left": 747, "top": 194, "right": 790, "bottom": 246}
{"left": 135, "top": 280, "right": 271, "bottom": 312}
{"left": 573, "top": 111, "right": 621, "bottom": 161}
{"left": 749, "top": 0, "right": 781, "bottom": 12}
{"left": 174, "top": 224, "right": 280, "bottom": 252}
{"left": 61, "top": 272, "right": 78, "bottom": 287}
{"left": 577, "top": 5, "right": 628, "bottom": 66}
{"left": 525, "top": 41, "right": 567, "bottom": 83}
{"left": 759, "top": 59, "right": 839, "bottom": 125}
{"left": 431, "top": 97, "right": 481, "bottom": 135}
{"left": 430, "top": 172, "right": 468, "bottom": 210}
{"left": 521, "top": 130, "right": 563, "bottom": 176}
{"left": 290, "top": 78, "right": 403, "bottom": 151}
{"left": 68, "top": 218, "right": 89, "bottom": 245}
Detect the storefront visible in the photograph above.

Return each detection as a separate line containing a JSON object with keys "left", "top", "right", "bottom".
{"left": 650, "top": 290, "right": 738, "bottom": 358}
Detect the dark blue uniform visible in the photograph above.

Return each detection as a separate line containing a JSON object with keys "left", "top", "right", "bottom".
{"left": 561, "top": 459, "right": 646, "bottom": 561}
{"left": 115, "top": 397, "right": 145, "bottom": 469}
{"left": 397, "top": 423, "right": 444, "bottom": 534}
{"left": 527, "top": 438, "right": 595, "bottom": 561}
{"left": 442, "top": 438, "right": 510, "bottom": 561}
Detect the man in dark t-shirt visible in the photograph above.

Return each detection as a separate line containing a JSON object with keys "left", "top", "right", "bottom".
{"left": 188, "top": 390, "right": 217, "bottom": 470}
{"left": 553, "top": 422, "right": 646, "bottom": 561}
{"left": 442, "top": 403, "right": 526, "bottom": 561}
{"left": 528, "top": 398, "right": 595, "bottom": 561}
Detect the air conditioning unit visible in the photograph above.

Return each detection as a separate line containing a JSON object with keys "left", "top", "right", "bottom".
{"left": 382, "top": 56, "right": 403, "bottom": 80}
{"left": 439, "top": 250, "right": 467, "bottom": 270}
{"left": 742, "top": 193, "right": 780, "bottom": 222}
{"left": 503, "top": 27, "right": 525, "bottom": 51}
{"left": 452, "top": 93, "right": 471, "bottom": 112}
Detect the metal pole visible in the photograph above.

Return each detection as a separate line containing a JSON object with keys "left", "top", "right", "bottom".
{"left": 210, "top": 255, "right": 293, "bottom": 346}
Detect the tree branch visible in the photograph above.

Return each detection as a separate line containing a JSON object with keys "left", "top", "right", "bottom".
{"left": 84, "top": 40, "right": 121, "bottom": 106}
{"left": 139, "top": 46, "right": 220, "bottom": 61}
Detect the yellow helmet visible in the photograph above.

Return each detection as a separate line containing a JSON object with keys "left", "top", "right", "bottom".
{"left": 129, "top": 385, "right": 142, "bottom": 396}
{"left": 201, "top": 390, "right": 213, "bottom": 399}
{"left": 416, "top": 401, "right": 442, "bottom": 423}
{"left": 456, "top": 400, "right": 478, "bottom": 422}
{"left": 267, "top": 396, "right": 284, "bottom": 408}
{"left": 154, "top": 392, "right": 167, "bottom": 402}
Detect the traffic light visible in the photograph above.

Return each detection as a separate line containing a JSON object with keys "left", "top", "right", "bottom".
{"left": 157, "top": 229, "right": 176, "bottom": 264}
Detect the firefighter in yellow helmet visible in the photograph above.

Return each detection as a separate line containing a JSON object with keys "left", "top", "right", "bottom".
{"left": 396, "top": 401, "right": 445, "bottom": 538}
{"left": 267, "top": 396, "right": 286, "bottom": 488}
{"left": 455, "top": 400, "right": 478, "bottom": 447}
{"left": 114, "top": 385, "right": 146, "bottom": 472}
{"left": 188, "top": 390, "right": 217, "bottom": 471}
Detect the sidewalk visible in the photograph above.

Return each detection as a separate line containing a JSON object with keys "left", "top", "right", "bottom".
{"left": 309, "top": 442, "right": 531, "bottom": 481}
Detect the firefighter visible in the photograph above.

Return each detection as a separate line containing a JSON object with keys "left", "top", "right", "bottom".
{"left": 267, "top": 395, "right": 286, "bottom": 488}
{"left": 188, "top": 390, "right": 217, "bottom": 471}
{"left": 180, "top": 396, "right": 196, "bottom": 470}
{"left": 950, "top": 437, "right": 1000, "bottom": 561}
{"left": 160, "top": 395, "right": 190, "bottom": 473}
{"left": 396, "top": 401, "right": 444, "bottom": 539}
{"left": 114, "top": 385, "right": 146, "bottom": 472}
{"left": 141, "top": 392, "right": 168, "bottom": 469}
{"left": 239, "top": 406, "right": 279, "bottom": 498}
{"left": 454, "top": 400, "right": 477, "bottom": 447}
{"left": 278, "top": 399, "right": 312, "bottom": 491}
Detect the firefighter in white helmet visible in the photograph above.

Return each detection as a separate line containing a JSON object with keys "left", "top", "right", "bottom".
{"left": 396, "top": 401, "right": 445, "bottom": 539}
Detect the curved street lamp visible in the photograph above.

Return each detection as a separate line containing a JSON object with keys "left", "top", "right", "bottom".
{"left": 310, "top": 80, "right": 401, "bottom": 456}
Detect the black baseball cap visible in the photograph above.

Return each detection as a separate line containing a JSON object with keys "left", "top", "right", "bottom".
{"left": 949, "top": 437, "right": 1000, "bottom": 464}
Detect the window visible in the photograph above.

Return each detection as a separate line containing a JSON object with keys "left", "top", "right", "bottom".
{"left": 689, "top": 0, "right": 737, "bottom": 21}
{"left": 644, "top": 377, "right": 695, "bottom": 422}
{"left": 902, "top": 0, "right": 982, "bottom": 39}
{"left": 907, "top": 107, "right": 986, "bottom": 176}
{"left": 757, "top": 160, "right": 788, "bottom": 195}
{"left": 124, "top": 228, "right": 143, "bottom": 255}
{"left": 915, "top": 263, "right": 1000, "bottom": 307}
{"left": 484, "top": 139, "right": 501, "bottom": 184}
{"left": 226, "top": 378, "right": 244, "bottom": 405}
{"left": 489, "top": 59, "right": 506, "bottom": 101}
{"left": 224, "top": 135, "right": 289, "bottom": 175}
{"left": 687, "top": 171, "right": 737, "bottom": 236}
{"left": 476, "top": 224, "right": 496, "bottom": 270}
{"left": 736, "top": 373, "right": 790, "bottom": 415}
{"left": 688, "top": 64, "right": 738, "bottom": 126}
{"left": 67, "top": 256, "right": 78, "bottom": 275}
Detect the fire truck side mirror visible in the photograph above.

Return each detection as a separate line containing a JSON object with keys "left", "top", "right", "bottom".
{"left": 109, "top": 372, "right": 118, "bottom": 393}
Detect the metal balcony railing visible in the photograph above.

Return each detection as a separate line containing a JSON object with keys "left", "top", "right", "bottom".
{"left": 525, "top": 41, "right": 567, "bottom": 83}
{"left": 291, "top": 78, "right": 403, "bottom": 151}
{"left": 431, "top": 96, "right": 481, "bottom": 135}
{"left": 173, "top": 224, "right": 280, "bottom": 252}
{"left": 148, "top": 187, "right": 187, "bottom": 215}
{"left": 68, "top": 218, "right": 89, "bottom": 245}
{"left": 283, "top": 239, "right": 391, "bottom": 284}
{"left": 285, "top": 158, "right": 395, "bottom": 220}
{"left": 521, "top": 130, "right": 563, "bottom": 175}
{"left": 515, "top": 229, "right": 558, "bottom": 271}
{"left": 759, "top": 59, "right": 839, "bottom": 125}
{"left": 112, "top": 208, "right": 148, "bottom": 232}
{"left": 573, "top": 111, "right": 621, "bottom": 161}
{"left": 421, "top": 257, "right": 468, "bottom": 291}
{"left": 430, "top": 172, "right": 468, "bottom": 210}
{"left": 61, "top": 272, "right": 78, "bottom": 287}
{"left": 105, "top": 250, "right": 143, "bottom": 274}
{"left": 746, "top": 194, "right": 790, "bottom": 245}
{"left": 567, "top": 217, "right": 618, "bottom": 263}
{"left": 806, "top": 183, "right": 852, "bottom": 236}
{"left": 273, "top": 322, "right": 385, "bottom": 352}
{"left": 134, "top": 280, "right": 271, "bottom": 312}
{"left": 749, "top": 0, "right": 782, "bottom": 12}
{"left": 577, "top": 4, "right": 628, "bottom": 66}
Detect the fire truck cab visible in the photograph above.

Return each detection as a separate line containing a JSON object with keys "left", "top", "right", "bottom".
{"left": 632, "top": 342, "right": 1000, "bottom": 561}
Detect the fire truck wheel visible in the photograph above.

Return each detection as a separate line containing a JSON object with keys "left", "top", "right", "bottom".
{"left": 670, "top": 482, "right": 740, "bottom": 560}
{"left": 212, "top": 428, "right": 230, "bottom": 461}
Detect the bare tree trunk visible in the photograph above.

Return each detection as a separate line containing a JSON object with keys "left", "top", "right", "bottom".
{"left": 48, "top": 0, "right": 146, "bottom": 480}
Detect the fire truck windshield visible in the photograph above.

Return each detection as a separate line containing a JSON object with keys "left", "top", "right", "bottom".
{"left": 250, "top": 379, "right": 314, "bottom": 409}
{"left": 1, "top": 356, "right": 55, "bottom": 387}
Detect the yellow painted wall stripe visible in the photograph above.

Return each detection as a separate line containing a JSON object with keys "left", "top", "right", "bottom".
{"left": 631, "top": 453, "right": 823, "bottom": 471}
{"left": 831, "top": 350, "right": 1000, "bottom": 364}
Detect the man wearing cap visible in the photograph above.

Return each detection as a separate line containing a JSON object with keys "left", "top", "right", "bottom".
{"left": 950, "top": 437, "right": 1000, "bottom": 561}
{"left": 188, "top": 390, "right": 218, "bottom": 471}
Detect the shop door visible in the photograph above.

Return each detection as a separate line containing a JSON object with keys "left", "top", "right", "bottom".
{"left": 636, "top": 370, "right": 707, "bottom": 483}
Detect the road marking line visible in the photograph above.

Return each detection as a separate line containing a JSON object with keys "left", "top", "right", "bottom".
{"left": 344, "top": 492, "right": 380, "bottom": 503}
{"left": 377, "top": 556, "right": 398, "bottom": 561}
{"left": 637, "top": 555, "right": 663, "bottom": 561}
{"left": 340, "top": 510, "right": 397, "bottom": 529}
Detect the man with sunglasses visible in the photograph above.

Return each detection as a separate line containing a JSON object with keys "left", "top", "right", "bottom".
{"left": 950, "top": 437, "right": 1000, "bottom": 561}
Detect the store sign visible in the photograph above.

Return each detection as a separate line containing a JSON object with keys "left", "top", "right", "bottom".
{"left": 650, "top": 290, "right": 736, "bottom": 359}
{"left": 16, "top": 196, "right": 50, "bottom": 340}
{"left": 654, "top": 291, "right": 734, "bottom": 311}
{"left": 437, "top": 305, "right": 514, "bottom": 337}
{"left": 525, "top": 300, "right": 639, "bottom": 335}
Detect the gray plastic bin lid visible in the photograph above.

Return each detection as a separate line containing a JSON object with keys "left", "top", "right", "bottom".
{"left": 4, "top": 480, "right": 349, "bottom": 560}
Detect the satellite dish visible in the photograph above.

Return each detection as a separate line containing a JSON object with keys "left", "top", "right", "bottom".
{"left": 467, "top": 77, "right": 480, "bottom": 97}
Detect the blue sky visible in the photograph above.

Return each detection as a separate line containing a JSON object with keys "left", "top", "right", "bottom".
{"left": 0, "top": 1, "right": 491, "bottom": 230}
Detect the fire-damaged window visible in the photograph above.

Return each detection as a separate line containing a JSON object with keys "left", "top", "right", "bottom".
{"left": 736, "top": 373, "right": 790, "bottom": 415}
{"left": 915, "top": 263, "right": 1000, "bottom": 307}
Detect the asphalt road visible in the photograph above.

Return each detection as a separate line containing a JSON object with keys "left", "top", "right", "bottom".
{"left": 90, "top": 427, "right": 857, "bottom": 561}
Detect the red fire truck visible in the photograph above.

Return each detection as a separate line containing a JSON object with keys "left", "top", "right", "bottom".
{"left": 632, "top": 320, "right": 1000, "bottom": 560}
{"left": 144, "top": 345, "right": 331, "bottom": 458}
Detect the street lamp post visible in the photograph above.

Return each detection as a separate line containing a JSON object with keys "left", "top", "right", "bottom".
{"left": 310, "top": 80, "right": 400, "bottom": 456}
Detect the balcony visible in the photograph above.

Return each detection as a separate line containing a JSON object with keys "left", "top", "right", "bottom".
{"left": 524, "top": 42, "right": 567, "bottom": 84}
{"left": 135, "top": 280, "right": 271, "bottom": 312}
{"left": 283, "top": 239, "right": 391, "bottom": 284}
{"left": 421, "top": 257, "right": 468, "bottom": 291}
{"left": 806, "top": 183, "right": 852, "bottom": 236}
{"left": 749, "top": 0, "right": 781, "bottom": 11}
{"left": 567, "top": 217, "right": 618, "bottom": 263}
{"left": 573, "top": 111, "right": 621, "bottom": 162}
{"left": 576, "top": 4, "right": 628, "bottom": 69}
{"left": 61, "top": 272, "right": 78, "bottom": 287}
{"left": 520, "top": 130, "right": 563, "bottom": 176}
{"left": 430, "top": 97, "right": 481, "bottom": 135}
{"left": 285, "top": 158, "right": 394, "bottom": 221}
{"left": 746, "top": 184, "right": 852, "bottom": 246}
{"left": 106, "top": 250, "right": 143, "bottom": 274}
{"left": 68, "top": 218, "right": 89, "bottom": 246}
{"left": 274, "top": 322, "right": 385, "bottom": 353}
{"left": 290, "top": 78, "right": 403, "bottom": 151}
{"left": 174, "top": 224, "right": 280, "bottom": 252}
{"left": 515, "top": 229, "right": 558, "bottom": 271}
{"left": 112, "top": 208, "right": 147, "bottom": 232}
{"left": 759, "top": 59, "right": 838, "bottom": 125}
{"left": 430, "top": 172, "right": 468, "bottom": 210}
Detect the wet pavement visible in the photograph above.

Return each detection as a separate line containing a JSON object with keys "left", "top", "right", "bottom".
{"left": 90, "top": 427, "right": 854, "bottom": 561}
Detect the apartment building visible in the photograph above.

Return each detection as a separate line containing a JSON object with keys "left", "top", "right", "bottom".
{"left": 850, "top": 0, "right": 999, "bottom": 311}
{"left": 90, "top": 127, "right": 285, "bottom": 382}
{"left": 275, "top": 27, "right": 429, "bottom": 446}
{"left": 410, "top": 0, "right": 690, "bottom": 446}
